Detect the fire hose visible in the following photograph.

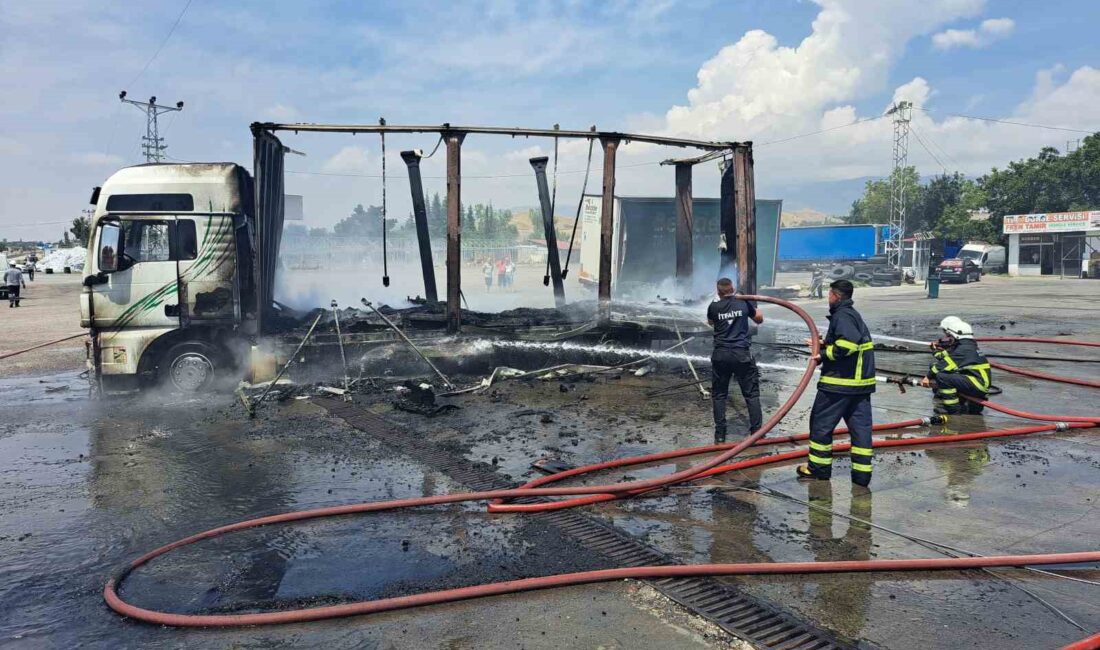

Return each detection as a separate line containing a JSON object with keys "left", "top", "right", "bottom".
{"left": 973, "top": 337, "right": 1100, "bottom": 389}
{"left": 104, "top": 296, "right": 1100, "bottom": 645}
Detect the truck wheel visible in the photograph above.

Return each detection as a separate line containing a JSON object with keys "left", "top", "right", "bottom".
{"left": 161, "top": 342, "right": 221, "bottom": 392}
{"left": 830, "top": 265, "right": 854, "bottom": 280}
{"left": 854, "top": 272, "right": 874, "bottom": 282}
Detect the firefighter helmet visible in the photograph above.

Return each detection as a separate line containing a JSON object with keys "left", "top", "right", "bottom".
{"left": 940, "top": 316, "right": 973, "bottom": 339}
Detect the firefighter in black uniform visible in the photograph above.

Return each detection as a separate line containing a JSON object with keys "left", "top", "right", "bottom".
{"left": 707, "top": 277, "right": 764, "bottom": 443}
{"left": 797, "top": 280, "right": 876, "bottom": 487}
{"left": 920, "top": 316, "right": 991, "bottom": 414}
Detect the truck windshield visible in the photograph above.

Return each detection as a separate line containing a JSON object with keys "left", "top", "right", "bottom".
{"left": 958, "top": 250, "right": 983, "bottom": 261}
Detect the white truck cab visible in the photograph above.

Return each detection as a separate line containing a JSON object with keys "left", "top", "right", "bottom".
{"left": 81, "top": 163, "right": 257, "bottom": 391}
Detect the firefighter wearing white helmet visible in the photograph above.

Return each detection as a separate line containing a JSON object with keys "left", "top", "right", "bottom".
{"left": 919, "top": 316, "right": 992, "bottom": 414}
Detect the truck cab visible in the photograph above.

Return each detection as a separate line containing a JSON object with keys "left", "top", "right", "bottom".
{"left": 81, "top": 163, "right": 257, "bottom": 391}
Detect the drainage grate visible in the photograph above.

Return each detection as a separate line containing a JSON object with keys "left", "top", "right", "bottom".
{"left": 319, "top": 399, "right": 856, "bottom": 650}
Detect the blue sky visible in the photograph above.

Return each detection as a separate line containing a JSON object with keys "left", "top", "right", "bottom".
{"left": 1, "top": 0, "right": 1098, "bottom": 240}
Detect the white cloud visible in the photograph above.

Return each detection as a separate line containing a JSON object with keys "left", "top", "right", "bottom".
{"left": 68, "top": 152, "right": 124, "bottom": 167}
{"left": 932, "top": 17, "right": 1015, "bottom": 50}
{"left": 321, "top": 146, "right": 373, "bottom": 175}
{"left": 260, "top": 104, "right": 301, "bottom": 123}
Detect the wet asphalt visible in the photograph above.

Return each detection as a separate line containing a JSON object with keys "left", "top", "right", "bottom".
{"left": 1, "top": 275, "right": 1097, "bottom": 649}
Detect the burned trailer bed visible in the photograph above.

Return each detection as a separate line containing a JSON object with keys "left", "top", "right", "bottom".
{"left": 267, "top": 301, "right": 717, "bottom": 385}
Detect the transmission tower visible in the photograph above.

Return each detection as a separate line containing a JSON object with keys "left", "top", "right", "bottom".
{"left": 119, "top": 91, "right": 184, "bottom": 163}
{"left": 885, "top": 100, "right": 911, "bottom": 268}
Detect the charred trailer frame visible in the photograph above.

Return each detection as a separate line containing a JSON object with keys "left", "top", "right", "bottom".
{"left": 250, "top": 122, "right": 755, "bottom": 332}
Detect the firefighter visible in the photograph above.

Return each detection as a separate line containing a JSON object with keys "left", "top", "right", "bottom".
{"left": 797, "top": 280, "right": 876, "bottom": 487}
{"left": 707, "top": 277, "right": 764, "bottom": 443}
{"left": 920, "top": 316, "right": 991, "bottom": 414}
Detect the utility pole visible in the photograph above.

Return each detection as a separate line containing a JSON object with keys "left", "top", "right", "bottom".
{"left": 885, "top": 100, "right": 911, "bottom": 269}
{"left": 119, "top": 91, "right": 184, "bottom": 163}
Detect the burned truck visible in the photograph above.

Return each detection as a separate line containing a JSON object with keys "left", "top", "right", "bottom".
{"left": 80, "top": 162, "right": 268, "bottom": 391}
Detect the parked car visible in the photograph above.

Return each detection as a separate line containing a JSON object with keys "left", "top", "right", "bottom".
{"left": 937, "top": 258, "right": 982, "bottom": 283}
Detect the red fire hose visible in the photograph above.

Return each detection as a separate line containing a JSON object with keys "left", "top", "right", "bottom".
{"left": 987, "top": 360, "right": 1100, "bottom": 389}
{"left": 976, "top": 336, "right": 1100, "bottom": 348}
{"left": 104, "top": 298, "right": 1100, "bottom": 641}
{"left": 1063, "top": 632, "right": 1100, "bottom": 650}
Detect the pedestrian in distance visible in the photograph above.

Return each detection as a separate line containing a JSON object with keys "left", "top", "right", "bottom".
{"left": 496, "top": 258, "right": 507, "bottom": 289}
{"left": 706, "top": 277, "right": 764, "bottom": 444}
{"left": 919, "top": 316, "right": 991, "bottom": 415}
{"left": 797, "top": 279, "right": 876, "bottom": 487}
{"left": 5, "top": 262, "right": 26, "bottom": 308}
{"left": 505, "top": 258, "right": 516, "bottom": 291}
{"left": 809, "top": 268, "right": 825, "bottom": 299}
{"left": 482, "top": 260, "right": 494, "bottom": 291}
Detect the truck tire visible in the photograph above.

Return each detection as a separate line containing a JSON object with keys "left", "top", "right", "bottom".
{"left": 854, "top": 272, "right": 874, "bottom": 282}
{"left": 161, "top": 341, "right": 221, "bottom": 392}
{"left": 830, "top": 265, "right": 854, "bottom": 280}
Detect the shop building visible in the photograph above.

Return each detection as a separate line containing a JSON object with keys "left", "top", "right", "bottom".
{"left": 1004, "top": 211, "right": 1100, "bottom": 278}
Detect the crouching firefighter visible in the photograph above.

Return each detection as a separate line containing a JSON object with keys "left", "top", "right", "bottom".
{"left": 797, "top": 280, "right": 876, "bottom": 487}
{"left": 920, "top": 316, "right": 991, "bottom": 414}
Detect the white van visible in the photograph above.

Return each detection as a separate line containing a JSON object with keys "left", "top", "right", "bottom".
{"left": 958, "top": 243, "right": 1006, "bottom": 274}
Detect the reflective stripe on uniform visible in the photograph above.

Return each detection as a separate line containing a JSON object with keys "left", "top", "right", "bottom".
{"left": 942, "top": 397, "right": 960, "bottom": 405}
{"left": 825, "top": 345, "right": 837, "bottom": 361}
{"left": 938, "top": 350, "right": 959, "bottom": 372}
{"left": 964, "top": 362, "right": 991, "bottom": 392}
{"left": 851, "top": 461, "right": 873, "bottom": 473}
{"left": 808, "top": 453, "right": 833, "bottom": 466}
{"left": 937, "top": 387, "right": 958, "bottom": 394}
{"left": 820, "top": 375, "right": 878, "bottom": 387}
{"left": 834, "top": 339, "right": 860, "bottom": 353}
{"left": 850, "top": 446, "right": 873, "bottom": 458}
{"left": 809, "top": 441, "right": 832, "bottom": 453}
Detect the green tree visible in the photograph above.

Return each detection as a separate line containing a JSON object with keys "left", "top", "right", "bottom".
{"left": 70, "top": 215, "right": 91, "bottom": 246}
{"left": 847, "top": 166, "right": 921, "bottom": 226}
{"left": 333, "top": 204, "right": 382, "bottom": 238}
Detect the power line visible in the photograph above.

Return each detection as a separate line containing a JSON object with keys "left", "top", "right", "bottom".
{"left": 909, "top": 124, "right": 948, "bottom": 174}
{"left": 756, "top": 115, "right": 885, "bottom": 147}
{"left": 913, "top": 107, "right": 1096, "bottom": 134}
{"left": 127, "top": 0, "right": 194, "bottom": 87}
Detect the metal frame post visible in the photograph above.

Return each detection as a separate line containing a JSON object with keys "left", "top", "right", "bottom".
{"left": 401, "top": 150, "right": 438, "bottom": 302}
{"left": 733, "top": 144, "right": 757, "bottom": 294}
{"left": 529, "top": 156, "right": 566, "bottom": 307}
{"left": 674, "top": 162, "right": 694, "bottom": 293}
{"left": 598, "top": 137, "right": 619, "bottom": 325}
{"left": 445, "top": 131, "right": 464, "bottom": 333}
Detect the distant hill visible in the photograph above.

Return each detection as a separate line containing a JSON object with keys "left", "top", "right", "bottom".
{"left": 511, "top": 210, "right": 575, "bottom": 241}
{"left": 781, "top": 208, "right": 843, "bottom": 227}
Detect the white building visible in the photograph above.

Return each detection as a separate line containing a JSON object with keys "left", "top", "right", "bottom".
{"left": 1004, "top": 211, "right": 1100, "bottom": 278}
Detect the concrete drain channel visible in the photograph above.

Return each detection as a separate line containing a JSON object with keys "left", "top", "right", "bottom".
{"left": 319, "top": 399, "right": 853, "bottom": 650}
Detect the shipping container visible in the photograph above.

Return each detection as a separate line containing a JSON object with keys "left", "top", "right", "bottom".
{"left": 576, "top": 195, "right": 782, "bottom": 294}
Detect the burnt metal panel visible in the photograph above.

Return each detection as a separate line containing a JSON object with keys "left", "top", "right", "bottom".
{"left": 401, "top": 150, "right": 438, "bottom": 303}
{"left": 251, "top": 128, "right": 286, "bottom": 334}
{"left": 675, "top": 163, "right": 694, "bottom": 290}
{"left": 529, "top": 156, "right": 566, "bottom": 307}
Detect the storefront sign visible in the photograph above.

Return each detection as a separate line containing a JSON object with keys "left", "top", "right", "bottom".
{"left": 1003, "top": 211, "right": 1100, "bottom": 234}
